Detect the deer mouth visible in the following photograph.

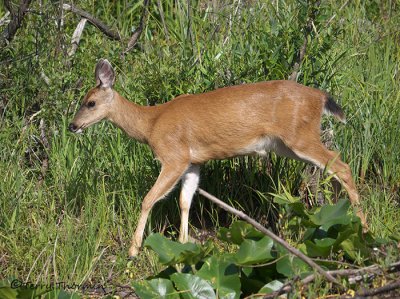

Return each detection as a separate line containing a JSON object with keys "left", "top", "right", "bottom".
{"left": 68, "top": 123, "right": 86, "bottom": 134}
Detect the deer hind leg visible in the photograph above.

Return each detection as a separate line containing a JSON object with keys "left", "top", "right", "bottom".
{"left": 129, "top": 163, "right": 189, "bottom": 258}
{"left": 290, "top": 141, "right": 367, "bottom": 230}
{"left": 179, "top": 164, "right": 200, "bottom": 243}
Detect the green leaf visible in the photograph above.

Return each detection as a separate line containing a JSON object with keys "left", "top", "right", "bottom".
{"left": 258, "top": 280, "right": 284, "bottom": 295}
{"left": 308, "top": 199, "right": 352, "bottom": 231}
{"left": 133, "top": 278, "right": 179, "bottom": 299}
{"left": 339, "top": 234, "right": 372, "bottom": 260}
{"left": 218, "top": 221, "right": 264, "bottom": 245}
{"left": 272, "top": 192, "right": 309, "bottom": 218}
{"left": 300, "top": 238, "right": 336, "bottom": 257}
{"left": 197, "top": 256, "right": 240, "bottom": 299}
{"left": 171, "top": 273, "right": 216, "bottom": 299}
{"left": 144, "top": 233, "right": 208, "bottom": 265}
{"left": 234, "top": 236, "right": 274, "bottom": 265}
{"left": 276, "top": 255, "right": 311, "bottom": 278}
{"left": 0, "top": 287, "right": 17, "bottom": 299}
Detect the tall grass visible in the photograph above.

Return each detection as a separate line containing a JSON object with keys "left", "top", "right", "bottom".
{"left": 0, "top": 0, "right": 399, "bottom": 286}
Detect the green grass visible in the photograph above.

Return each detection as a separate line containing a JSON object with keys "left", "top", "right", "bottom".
{"left": 1, "top": 0, "right": 399, "bottom": 295}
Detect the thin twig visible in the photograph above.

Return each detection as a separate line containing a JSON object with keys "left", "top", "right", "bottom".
{"left": 197, "top": 188, "right": 341, "bottom": 286}
{"left": 123, "top": 0, "right": 151, "bottom": 54}
{"left": 63, "top": 3, "right": 121, "bottom": 40}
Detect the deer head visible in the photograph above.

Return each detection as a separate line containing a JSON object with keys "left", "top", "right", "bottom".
{"left": 69, "top": 59, "right": 116, "bottom": 133}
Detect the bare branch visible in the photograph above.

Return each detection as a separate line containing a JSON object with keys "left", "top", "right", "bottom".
{"left": 263, "top": 261, "right": 400, "bottom": 298}
{"left": 68, "top": 18, "right": 87, "bottom": 57}
{"left": 355, "top": 280, "right": 400, "bottom": 297}
{"left": 0, "top": 11, "right": 11, "bottom": 27}
{"left": 197, "top": 188, "right": 341, "bottom": 286}
{"left": 123, "top": 0, "right": 151, "bottom": 54}
{"left": 63, "top": 3, "right": 121, "bottom": 41}
{"left": 1, "top": 0, "right": 34, "bottom": 48}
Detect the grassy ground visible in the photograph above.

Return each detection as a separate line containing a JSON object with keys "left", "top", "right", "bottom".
{"left": 1, "top": 0, "right": 399, "bottom": 296}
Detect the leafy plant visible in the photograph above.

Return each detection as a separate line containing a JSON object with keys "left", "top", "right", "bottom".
{"left": 135, "top": 198, "right": 390, "bottom": 298}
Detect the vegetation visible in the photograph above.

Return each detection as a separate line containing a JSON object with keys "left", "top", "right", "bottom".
{"left": 0, "top": 0, "right": 399, "bottom": 297}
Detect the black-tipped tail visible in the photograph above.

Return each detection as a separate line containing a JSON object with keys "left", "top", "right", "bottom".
{"left": 324, "top": 95, "right": 346, "bottom": 123}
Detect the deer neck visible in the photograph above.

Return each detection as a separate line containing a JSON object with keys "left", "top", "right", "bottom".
{"left": 108, "top": 91, "right": 159, "bottom": 144}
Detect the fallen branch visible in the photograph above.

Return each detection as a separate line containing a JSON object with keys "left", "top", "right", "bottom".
{"left": 355, "top": 279, "right": 400, "bottom": 297}
{"left": 63, "top": 3, "right": 120, "bottom": 41}
{"left": 197, "top": 188, "right": 341, "bottom": 286}
{"left": 264, "top": 260, "right": 400, "bottom": 298}
{"left": 123, "top": 0, "right": 151, "bottom": 54}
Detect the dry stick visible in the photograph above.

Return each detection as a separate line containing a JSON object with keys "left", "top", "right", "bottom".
{"left": 62, "top": 4, "right": 120, "bottom": 41}
{"left": 264, "top": 260, "right": 400, "bottom": 298}
{"left": 123, "top": 0, "right": 151, "bottom": 55}
{"left": 1, "top": 0, "right": 34, "bottom": 47}
{"left": 0, "top": 11, "right": 10, "bottom": 27}
{"left": 355, "top": 280, "right": 400, "bottom": 297}
{"left": 68, "top": 18, "right": 87, "bottom": 57}
{"left": 197, "top": 188, "right": 340, "bottom": 286}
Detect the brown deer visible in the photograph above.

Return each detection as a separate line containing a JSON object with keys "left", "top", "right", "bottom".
{"left": 69, "top": 59, "right": 367, "bottom": 257}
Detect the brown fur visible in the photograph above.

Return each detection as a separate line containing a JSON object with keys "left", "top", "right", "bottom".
{"left": 70, "top": 60, "right": 367, "bottom": 257}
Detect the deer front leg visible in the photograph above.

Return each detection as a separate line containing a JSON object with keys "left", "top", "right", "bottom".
{"left": 129, "top": 164, "right": 188, "bottom": 257}
{"left": 179, "top": 165, "right": 200, "bottom": 243}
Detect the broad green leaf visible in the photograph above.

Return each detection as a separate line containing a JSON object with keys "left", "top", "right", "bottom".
{"left": 308, "top": 199, "right": 352, "bottom": 231}
{"left": 0, "top": 287, "right": 17, "bottom": 299}
{"left": 258, "top": 280, "right": 284, "bottom": 295}
{"left": 197, "top": 256, "right": 240, "bottom": 299}
{"left": 218, "top": 221, "right": 264, "bottom": 245}
{"left": 240, "top": 276, "right": 265, "bottom": 297}
{"left": 300, "top": 238, "right": 336, "bottom": 257}
{"left": 302, "top": 227, "right": 317, "bottom": 241}
{"left": 276, "top": 255, "right": 311, "bottom": 278}
{"left": 171, "top": 273, "right": 216, "bottom": 299}
{"left": 133, "top": 278, "right": 179, "bottom": 299}
{"left": 15, "top": 286, "right": 49, "bottom": 299}
{"left": 339, "top": 234, "right": 372, "bottom": 260}
{"left": 144, "top": 233, "right": 207, "bottom": 265}
{"left": 234, "top": 236, "right": 274, "bottom": 265}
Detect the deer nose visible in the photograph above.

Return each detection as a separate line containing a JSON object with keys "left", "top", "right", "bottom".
{"left": 68, "top": 123, "right": 78, "bottom": 132}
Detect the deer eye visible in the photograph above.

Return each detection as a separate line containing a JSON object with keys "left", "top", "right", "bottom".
{"left": 87, "top": 101, "right": 96, "bottom": 108}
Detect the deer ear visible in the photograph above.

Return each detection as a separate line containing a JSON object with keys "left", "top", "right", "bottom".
{"left": 95, "top": 59, "right": 115, "bottom": 88}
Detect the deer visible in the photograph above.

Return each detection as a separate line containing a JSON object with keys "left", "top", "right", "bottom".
{"left": 69, "top": 59, "right": 367, "bottom": 258}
